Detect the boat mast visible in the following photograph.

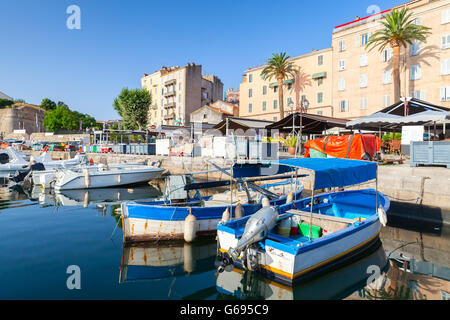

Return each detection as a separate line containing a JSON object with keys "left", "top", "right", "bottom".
{"left": 309, "top": 171, "right": 316, "bottom": 241}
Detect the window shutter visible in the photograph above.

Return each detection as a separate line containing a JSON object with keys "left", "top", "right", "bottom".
{"left": 441, "top": 87, "right": 447, "bottom": 101}
{"left": 355, "top": 35, "right": 360, "bottom": 48}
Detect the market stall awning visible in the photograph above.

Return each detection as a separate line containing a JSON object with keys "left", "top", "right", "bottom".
{"left": 213, "top": 117, "right": 274, "bottom": 134}
{"left": 266, "top": 112, "right": 348, "bottom": 134}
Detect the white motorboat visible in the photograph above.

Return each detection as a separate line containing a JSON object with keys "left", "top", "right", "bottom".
{"left": 54, "top": 164, "right": 165, "bottom": 190}
{"left": 0, "top": 147, "right": 29, "bottom": 171}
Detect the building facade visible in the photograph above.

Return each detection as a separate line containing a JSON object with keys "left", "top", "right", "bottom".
{"left": 0, "top": 103, "right": 45, "bottom": 136}
{"left": 332, "top": 0, "right": 450, "bottom": 120}
{"left": 239, "top": 0, "right": 450, "bottom": 121}
{"left": 239, "top": 48, "right": 333, "bottom": 121}
{"left": 225, "top": 88, "right": 240, "bottom": 105}
{"left": 190, "top": 100, "right": 238, "bottom": 125}
{"left": 141, "top": 63, "right": 223, "bottom": 127}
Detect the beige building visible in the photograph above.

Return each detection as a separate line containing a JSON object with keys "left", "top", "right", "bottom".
{"left": 239, "top": 0, "right": 450, "bottom": 121}
{"left": 0, "top": 103, "right": 45, "bottom": 137}
{"left": 239, "top": 48, "right": 334, "bottom": 121}
{"left": 332, "top": 0, "right": 450, "bottom": 120}
{"left": 141, "top": 63, "right": 223, "bottom": 127}
{"left": 190, "top": 100, "right": 238, "bottom": 125}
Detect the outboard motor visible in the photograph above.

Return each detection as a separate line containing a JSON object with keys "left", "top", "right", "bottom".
{"left": 10, "top": 162, "right": 46, "bottom": 186}
{"left": 218, "top": 206, "right": 278, "bottom": 273}
{"left": 0, "top": 152, "right": 9, "bottom": 164}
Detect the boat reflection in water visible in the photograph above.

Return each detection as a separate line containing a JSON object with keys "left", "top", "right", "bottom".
{"left": 216, "top": 242, "right": 389, "bottom": 300}
{"left": 119, "top": 240, "right": 217, "bottom": 283}
{"left": 29, "top": 185, "right": 162, "bottom": 207}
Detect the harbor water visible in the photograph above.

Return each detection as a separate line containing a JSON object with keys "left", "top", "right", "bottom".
{"left": 0, "top": 174, "right": 449, "bottom": 300}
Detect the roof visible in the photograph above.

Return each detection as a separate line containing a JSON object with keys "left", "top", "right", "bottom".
{"left": 266, "top": 112, "right": 348, "bottom": 134}
{"left": 0, "top": 91, "right": 13, "bottom": 101}
{"left": 277, "top": 158, "right": 377, "bottom": 190}
{"left": 213, "top": 116, "right": 273, "bottom": 134}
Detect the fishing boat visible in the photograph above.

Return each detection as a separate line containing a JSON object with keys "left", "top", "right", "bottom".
{"left": 216, "top": 158, "right": 390, "bottom": 285}
{"left": 53, "top": 164, "right": 165, "bottom": 190}
{"left": 120, "top": 162, "right": 305, "bottom": 244}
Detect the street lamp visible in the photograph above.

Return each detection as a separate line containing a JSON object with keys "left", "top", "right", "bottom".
{"left": 296, "top": 96, "right": 309, "bottom": 157}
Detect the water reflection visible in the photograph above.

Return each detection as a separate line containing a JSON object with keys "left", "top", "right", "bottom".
{"left": 119, "top": 240, "right": 218, "bottom": 283}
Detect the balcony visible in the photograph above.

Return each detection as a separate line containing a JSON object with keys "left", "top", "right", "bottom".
{"left": 164, "top": 79, "right": 176, "bottom": 86}
{"left": 164, "top": 90, "right": 176, "bottom": 98}
{"left": 164, "top": 102, "right": 176, "bottom": 108}
{"left": 164, "top": 113, "right": 175, "bottom": 120}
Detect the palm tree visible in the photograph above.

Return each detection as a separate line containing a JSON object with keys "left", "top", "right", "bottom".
{"left": 261, "top": 52, "right": 297, "bottom": 120}
{"left": 365, "top": 8, "right": 431, "bottom": 102}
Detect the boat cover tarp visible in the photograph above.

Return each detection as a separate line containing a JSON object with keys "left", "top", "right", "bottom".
{"left": 277, "top": 158, "right": 377, "bottom": 190}
{"left": 304, "top": 134, "right": 381, "bottom": 160}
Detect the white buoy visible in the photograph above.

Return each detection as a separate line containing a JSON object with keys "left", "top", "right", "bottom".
{"left": 286, "top": 192, "right": 294, "bottom": 204}
{"left": 84, "top": 169, "right": 90, "bottom": 188}
{"left": 220, "top": 208, "right": 230, "bottom": 224}
{"left": 378, "top": 206, "right": 388, "bottom": 227}
{"left": 235, "top": 203, "right": 243, "bottom": 219}
{"left": 184, "top": 210, "right": 197, "bottom": 243}
{"left": 183, "top": 243, "right": 195, "bottom": 275}
{"left": 262, "top": 197, "right": 270, "bottom": 208}
{"left": 83, "top": 191, "right": 89, "bottom": 208}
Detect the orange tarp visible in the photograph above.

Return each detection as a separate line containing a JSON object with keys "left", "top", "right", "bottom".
{"left": 305, "top": 134, "right": 381, "bottom": 160}
{"left": 1, "top": 143, "right": 8, "bottom": 149}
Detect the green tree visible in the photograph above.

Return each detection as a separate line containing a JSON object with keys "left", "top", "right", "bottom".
{"left": 40, "top": 98, "right": 57, "bottom": 111}
{"left": 261, "top": 52, "right": 297, "bottom": 120}
{"left": 365, "top": 8, "right": 431, "bottom": 102}
{"left": 113, "top": 88, "right": 152, "bottom": 130}
{"left": 0, "top": 99, "right": 13, "bottom": 109}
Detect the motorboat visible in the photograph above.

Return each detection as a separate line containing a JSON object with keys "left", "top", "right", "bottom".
{"left": 53, "top": 163, "right": 165, "bottom": 190}
{"left": 216, "top": 158, "right": 390, "bottom": 285}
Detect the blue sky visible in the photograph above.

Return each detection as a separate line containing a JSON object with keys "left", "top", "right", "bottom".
{"left": 0, "top": 0, "right": 403, "bottom": 121}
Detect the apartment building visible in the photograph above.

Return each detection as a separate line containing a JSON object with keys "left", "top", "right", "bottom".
{"left": 141, "top": 63, "right": 223, "bottom": 127}
{"left": 333, "top": 0, "right": 450, "bottom": 120}
{"left": 239, "top": 48, "right": 334, "bottom": 121}
{"left": 239, "top": 0, "right": 450, "bottom": 121}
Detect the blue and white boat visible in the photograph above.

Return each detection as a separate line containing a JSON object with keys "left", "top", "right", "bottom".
{"left": 216, "top": 158, "right": 390, "bottom": 285}
{"left": 120, "top": 164, "right": 304, "bottom": 244}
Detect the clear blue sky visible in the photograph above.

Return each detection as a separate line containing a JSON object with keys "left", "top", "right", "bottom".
{"left": 0, "top": 0, "right": 403, "bottom": 121}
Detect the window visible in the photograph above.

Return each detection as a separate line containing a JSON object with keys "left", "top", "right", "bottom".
{"left": 339, "top": 100, "right": 349, "bottom": 112}
{"left": 410, "top": 64, "right": 422, "bottom": 80}
{"left": 338, "top": 78, "right": 346, "bottom": 91}
{"left": 360, "top": 74, "right": 368, "bottom": 88}
{"left": 441, "top": 59, "right": 450, "bottom": 75}
{"left": 412, "top": 17, "right": 421, "bottom": 25}
{"left": 248, "top": 74, "right": 253, "bottom": 83}
{"left": 338, "top": 59, "right": 346, "bottom": 71}
{"left": 382, "top": 48, "right": 392, "bottom": 62}
{"left": 273, "top": 99, "right": 278, "bottom": 109}
{"left": 287, "top": 83, "right": 293, "bottom": 90}
{"left": 287, "top": 97, "right": 293, "bottom": 107}
{"left": 262, "top": 101, "right": 267, "bottom": 111}
{"left": 338, "top": 40, "right": 346, "bottom": 52}
{"left": 262, "top": 85, "right": 267, "bottom": 95}
{"left": 383, "top": 95, "right": 391, "bottom": 107}
{"left": 317, "top": 78, "right": 323, "bottom": 86}
{"left": 317, "top": 92, "right": 323, "bottom": 104}
{"left": 203, "top": 113, "right": 207, "bottom": 119}
{"left": 383, "top": 70, "right": 392, "bottom": 84}
{"left": 440, "top": 87, "right": 450, "bottom": 101}
{"left": 273, "top": 86, "right": 278, "bottom": 93}
{"left": 360, "top": 33, "right": 369, "bottom": 46}
{"left": 442, "top": 34, "right": 450, "bottom": 49}
{"left": 248, "top": 88, "right": 253, "bottom": 98}
{"left": 360, "top": 54, "right": 368, "bottom": 67}
{"left": 318, "top": 55, "right": 324, "bottom": 66}
{"left": 317, "top": 111, "right": 323, "bottom": 116}
{"left": 273, "top": 116, "right": 278, "bottom": 121}
{"left": 248, "top": 103, "right": 253, "bottom": 113}
{"left": 442, "top": 8, "right": 450, "bottom": 24}
{"left": 410, "top": 42, "right": 421, "bottom": 56}
{"left": 360, "top": 97, "right": 368, "bottom": 110}
{"left": 411, "top": 90, "right": 426, "bottom": 100}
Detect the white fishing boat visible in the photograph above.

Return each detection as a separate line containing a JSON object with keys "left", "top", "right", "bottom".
{"left": 216, "top": 158, "right": 390, "bottom": 285}
{"left": 54, "top": 164, "right": 165, "bottom": 190}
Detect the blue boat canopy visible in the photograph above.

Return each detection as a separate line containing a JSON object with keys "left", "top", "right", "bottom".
{"left": 277, "top": 158, "right": 377, "bottom": 190}
{"left": 232, "top": 158, "right": 377, "bottom": 190}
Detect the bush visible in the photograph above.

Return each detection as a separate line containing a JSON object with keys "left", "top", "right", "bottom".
{"left": 382, "top": 133, "right": 402, "bottom": 141}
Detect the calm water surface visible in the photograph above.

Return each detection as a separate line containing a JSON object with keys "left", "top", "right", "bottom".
{"left": 0, "top": 179, "right": 448, "bottom": 300}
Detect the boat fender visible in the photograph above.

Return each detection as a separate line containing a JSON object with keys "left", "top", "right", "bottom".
{"left": 261, "top": 197, "right": 270, "bottom": 208}
{"left": 184, "top": 209, "right": 197, "bottom": 243}
{"left": 235, "top": 203, "right": 243, "bottom": 219}
{"left": 117, "top": 174, "right": 121, "bottom": 184}
{"left": 83, "top": 191, "right": 89, "bottom": 208}
{"left": 286, "top": 192, "right": 293, "bottom": 204}
{"left": 84, "top": 169, "right": 90, "bottom": 188}
{"left": 378, "top": 206, "right": 388, "bottom": 227}
{"left": 220, "top": 208, "right": 230, "bottom": 224}
{"left": 183, "top": 243, "right": 195, "bottom": 275}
